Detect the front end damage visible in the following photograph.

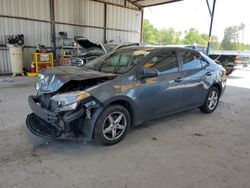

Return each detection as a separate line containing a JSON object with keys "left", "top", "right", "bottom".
{"left": 26, "top": 94, "right": 100, "bottom": 140}
{"left": 26, "top": 66, "right": 117, "bottom": 140}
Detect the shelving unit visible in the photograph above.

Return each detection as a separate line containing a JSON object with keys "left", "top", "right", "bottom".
{"left": 58, "top": 37, "right": 81, "bottom": 65}
{"left": 32, "top": 53, "right": 54, "bottom": 73}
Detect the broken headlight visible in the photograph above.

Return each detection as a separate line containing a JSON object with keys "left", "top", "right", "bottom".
{"left": 51, "top": 91, "right": 91, "bottom": 111}
{"left": 36, "top": 73, "right": 49, "bottom": 91}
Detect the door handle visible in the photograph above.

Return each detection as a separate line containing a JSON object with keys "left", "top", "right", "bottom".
{"left": 206, "top": 71, "right": 212, "bottom": 76}
{"left": 174, "top": 77, "right": 183, "bottom": 83}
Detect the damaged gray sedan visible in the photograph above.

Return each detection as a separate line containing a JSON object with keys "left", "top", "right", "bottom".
{"left": 26, "top": 47, "right": 226, "bottom": 145}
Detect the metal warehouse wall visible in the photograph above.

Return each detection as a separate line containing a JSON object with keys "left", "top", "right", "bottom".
{"left": 0, "top": 0, "right": 51, "bottom": 74}
{"left": 0, "top": 0, "right": 142, "bottom": 74}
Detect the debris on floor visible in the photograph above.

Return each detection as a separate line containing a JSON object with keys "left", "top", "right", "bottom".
{"left": 151, "top": 137, "right": 158, "bottom": 141}
{"left": 193, "top": 133, "right": 205, "bottom": 137}
{"left": 0, "top": 78, "right": 15, "bottom": 83}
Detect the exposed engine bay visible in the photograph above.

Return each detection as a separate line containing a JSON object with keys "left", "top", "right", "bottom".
{"left": 58, "top": 77, "right": 113, "bottom": 93}
{"left": 38, "top": 77, "right": 114, "bottom": 110}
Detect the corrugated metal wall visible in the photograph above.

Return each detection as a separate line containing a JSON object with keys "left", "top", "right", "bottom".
{"left": 0, "top": 0, "right": 142, "bottom": 74}
{"left": 0, "top": 0, "right": 51, "bottom": 73}
{"left": 54, "top": 0, "right": 105, "bottom": 42}
{"left": 0, "top": 0, "right": 50, "bottom": 20}
{"left": 106, "top": 4, "right": 141, "bottom": 42}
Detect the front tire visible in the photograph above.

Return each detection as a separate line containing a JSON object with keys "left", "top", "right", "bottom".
{"left": 199, "top": 87, "right": 220, "bottom": 113}
{"left": 94, "top": 105, "right": 131, "bottom": 145}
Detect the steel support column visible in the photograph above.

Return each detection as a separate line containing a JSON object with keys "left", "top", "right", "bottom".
{"left": 104, "top": 3, "right": 107, "bottom": 43}
{"left": 49, "top": 0, "right": 56, "bottom": 62}
{"left": 140, "top": 9, "right": 144, "bottom": 43}
{"left": 206, "top": 0, "right": 217, "bottom": 55}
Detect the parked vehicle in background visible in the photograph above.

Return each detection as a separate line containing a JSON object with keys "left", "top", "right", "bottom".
{"left": 234, "top": 55, "right": 249, "bottom": 68}
{"left": 26, "top": 46, "right": 227, "bottom": 145}
{"left": 69, "top": 36, "right": 106, "bottom": 66}
{"left": 69, "top": 36, "right": 139, "bottom": 66}
{"left": 209, "top": 53, "right": 236, "bottom": 75}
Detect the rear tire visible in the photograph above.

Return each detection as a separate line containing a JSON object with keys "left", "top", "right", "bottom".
{"left": 226, "top": 69, "right": 233, "bottom": 75}
{"left": 199, "top": 87, "right": 220, "bottom": 113}
{"left": 94, "top": 105, "right": 130, "bottom": 145}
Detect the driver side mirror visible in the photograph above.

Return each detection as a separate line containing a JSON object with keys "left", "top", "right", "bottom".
{"left": 140, "top": 68, "right": 159, "bottom": 79}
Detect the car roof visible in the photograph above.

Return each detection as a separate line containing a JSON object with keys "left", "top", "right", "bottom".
{"left": 104, "top": 42, "right": 139, "bottom": 45}
{"left": 118, "top": 45, "right": 200, "bottom": 52}
{"left": 166, "top": 44, "right": 206, "bottom": 48}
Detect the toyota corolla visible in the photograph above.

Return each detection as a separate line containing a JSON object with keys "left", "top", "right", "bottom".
{"left": 26, "top": 47, "right": 226, "bottom": 145}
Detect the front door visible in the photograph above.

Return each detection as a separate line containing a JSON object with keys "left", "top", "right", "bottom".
{"left": 136, "top": 50, "right": 184, "bottom": 120}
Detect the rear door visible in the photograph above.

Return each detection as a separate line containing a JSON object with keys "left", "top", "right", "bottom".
{"left": 179, "top": 50, "right": 209, "bottom": 109}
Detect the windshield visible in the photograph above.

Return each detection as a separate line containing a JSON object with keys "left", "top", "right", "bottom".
{"left": 84, "top": 48, "right": 152, "bottom": 74}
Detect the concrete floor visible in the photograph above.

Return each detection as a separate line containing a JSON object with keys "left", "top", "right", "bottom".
{"left": 0, "top": 69, "right": 250, "bottom": 188}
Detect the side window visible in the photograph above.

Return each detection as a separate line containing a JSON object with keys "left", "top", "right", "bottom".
{"left": 181, "top": 51, "right": 203, "bottom": 70}
{"left": 143, "top": 51, "right": 179, "bottom": 74}
{"left": 200, "top": 58, "right": 208, "bottom": 68}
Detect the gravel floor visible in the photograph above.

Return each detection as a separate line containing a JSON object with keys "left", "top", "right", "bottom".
{"left": 0, "top": 69, "right": 249, "bottom": 188}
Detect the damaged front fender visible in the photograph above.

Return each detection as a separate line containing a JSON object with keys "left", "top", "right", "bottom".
{"left": 79, "top": 106, "right": 105, "bottom": 142}
{"left": 26, "top": 95, "right": 104, "bottom": 141}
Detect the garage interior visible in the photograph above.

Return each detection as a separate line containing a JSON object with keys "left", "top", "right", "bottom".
{"left": 0, "top": 0, "right": 144, "bottom": 73}
{"left": 0, "top": 0, "right": 250, "bottom": 188}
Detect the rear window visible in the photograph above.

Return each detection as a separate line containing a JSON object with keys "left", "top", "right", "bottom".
{"left": 181, "top": 51, "right": 207, "bottom": 70}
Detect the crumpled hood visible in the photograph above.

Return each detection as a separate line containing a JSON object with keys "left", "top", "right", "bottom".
{"left": 74, "top": 36, "right": 106, "bottom": 59}
{"left": 74, "top": 36, "right": 105, "bottom": 51}
{"left": 37, "top": 66, "right": 116, "bottom": 94}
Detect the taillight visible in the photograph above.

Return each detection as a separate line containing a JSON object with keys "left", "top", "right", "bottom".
{"left": 234, "top": 56, "right": 239, "bottom": 62}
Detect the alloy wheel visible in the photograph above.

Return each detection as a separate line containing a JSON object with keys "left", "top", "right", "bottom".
{"left": 207, "top": 90, "right": 218, "bottom": 110}
{"left": 102, "top": 111, "right": 127, "bottom": 141}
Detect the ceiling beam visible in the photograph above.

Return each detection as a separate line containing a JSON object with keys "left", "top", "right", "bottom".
{"left": 132, "top": 0, "right": 183, "bottom": 8}
{"left": 126, "top": 0, "right": 142, "bottom": 9}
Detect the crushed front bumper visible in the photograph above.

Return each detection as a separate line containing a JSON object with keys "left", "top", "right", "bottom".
{"left": 26, "top": 113, "right": 62, "bottom": 138}
{"left": 26, "top": 96, "right": 86, "bottom": 139}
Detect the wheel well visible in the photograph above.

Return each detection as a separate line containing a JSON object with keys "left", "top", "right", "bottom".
{"left": 109, "top": 100, "right": 134, "bottom": 125}
{"left": 212, "top": 83, "right": 222, "bottom": 96}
